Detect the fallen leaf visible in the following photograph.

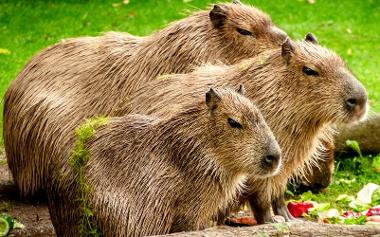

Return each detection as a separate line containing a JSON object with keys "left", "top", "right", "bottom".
{"left": 123, "top": 0, "right": 129, "bottom": 4}
{"left": 308, "top": 0, "right": 316, "bottom": 4}
{"left": 0, "top": 48, "right": 11, "bottom": 55}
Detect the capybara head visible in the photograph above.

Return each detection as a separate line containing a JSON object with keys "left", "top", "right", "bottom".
{"left": 276, "top": 34, "right": 368, "bottom": 125}
{"left": 205, "top": 86, "right": 282, "bottom": 177}
{"left": 209, "top": 1, "right": 287, "bottom": 60}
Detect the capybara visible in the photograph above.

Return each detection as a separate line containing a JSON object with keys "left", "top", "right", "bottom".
{"left": 3, "top": 1, "right": 287, "bottom": 198}
{"left": 50, "top": 87, "right": 282, "bottom": 236}
{"left": 290, "top": 139, "right": 335, "bottom": 194}
{"left": 116, "top": 36, "right": 368, "bottom": 223}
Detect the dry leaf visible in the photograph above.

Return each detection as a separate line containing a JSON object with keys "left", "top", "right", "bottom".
{"left": 0, "top": 48, "right": 11, "bottom": 55}
{"left": 308, "top": 0, "right": 316, "bottom": 4}
{"left": 123, "top": 0, "right": 129, "bottom": 4}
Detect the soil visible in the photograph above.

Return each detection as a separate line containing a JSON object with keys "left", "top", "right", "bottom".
{"left": 0, "top": 153, "right": 55, "bottom": 237}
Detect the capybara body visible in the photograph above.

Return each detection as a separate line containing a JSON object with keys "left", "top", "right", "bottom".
{"left": 51, "top": 88, "right": 282, "bottom": 236}
{"left": 290, "top": 140, "right": 335, "bottom": 194}
{"left": 3, "top": 2, "right": 287, "bottom": 198}
{"left": 116, "top": 38, "right": 368, "bottom": 223}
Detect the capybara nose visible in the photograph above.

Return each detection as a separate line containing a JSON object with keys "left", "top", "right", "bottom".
{"left": 344, "top": 76, "right": 368, "bottom": 117}
{"left": 263, "top": 138, "right": 281, "bottom": 174}
{"left": 345, "top": 98, "right": 357, "bottom": 110}
{"left": 264, "top": 153, "right": 280, "bottom": 166}
{"left": 345, "top": 93, "right": 367, "bottom": 113}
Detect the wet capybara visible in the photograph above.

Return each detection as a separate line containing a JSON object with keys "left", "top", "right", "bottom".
{"left": 116, "top": 36, "right": 368, "bottom": 223}
{"left": 3, "top": 1, "right": 287, "bottom": 199}
{"left": 290, "top": 139, "right": 335, "bottom": 194}
{"left": 50, "top": 87, "right": 282, "bottom": 236}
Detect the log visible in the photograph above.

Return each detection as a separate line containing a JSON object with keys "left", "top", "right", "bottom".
{"left": 151, "top": 222, "right": 380, "bottom": 237}
{"left": 334, "top": 114, "right": 380, "bottom": 155}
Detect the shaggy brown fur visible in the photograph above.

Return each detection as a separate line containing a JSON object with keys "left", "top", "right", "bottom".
{"left": 51, "top": 87, "right": 282, "bottom": 236}
{"left": 291, "top": 140, "right": 335, "bottom": 194}
{"left": 3, "top": 1, "right": 287, "bottom": 198}
{"left": 116, "top": 37, "right": 368, "bottom": 223}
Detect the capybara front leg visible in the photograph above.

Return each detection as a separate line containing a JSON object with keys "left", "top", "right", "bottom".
{"left": 272, "top": 194, "right": 300, "bottom": 222}
{"left": 248, "top": 194, "right": 273, "bottom": 224}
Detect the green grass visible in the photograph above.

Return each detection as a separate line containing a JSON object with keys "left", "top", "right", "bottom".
{"left": 291, "top": 154, "right": 380, "bottom": 209}
{"left": 0, "top": 0, "right": 379, "bottom": 208}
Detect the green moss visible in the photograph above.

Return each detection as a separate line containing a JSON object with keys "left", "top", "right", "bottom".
{"left": 70, "top": 116, "right": 109, "bottom": 170}
{"left": 70, "top": 116, "right": 109, "bottom": 237}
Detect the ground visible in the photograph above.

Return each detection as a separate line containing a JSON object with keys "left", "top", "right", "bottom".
{"left": 0, "top": 0, "right": 379, "bottom": 235}
{"left": 0, "top": 154, "right": 54, "bottom": 236}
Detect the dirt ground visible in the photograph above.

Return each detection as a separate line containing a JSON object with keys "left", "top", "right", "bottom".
{"left": 0, "top": 154, "right": 55, "bottom": 237}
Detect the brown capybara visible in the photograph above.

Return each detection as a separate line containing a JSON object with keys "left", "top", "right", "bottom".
{"left": 50, "top": 87, "right": 282, "bottom": 236}
{"left": 116, "top": 36, "right": 368, "bottom": 223}
{"left": 290, "top": 139, "right": 335, "bottom": 194}
{"left": 3, "top": 1, "right": 287, "bottom": 199}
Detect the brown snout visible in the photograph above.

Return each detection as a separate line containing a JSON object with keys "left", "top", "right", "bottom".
{"left": 344, "top": 78, "right": 368, "bottom": 120}
{"left": 261, "top": 139, "right": 282, "bottom": 176}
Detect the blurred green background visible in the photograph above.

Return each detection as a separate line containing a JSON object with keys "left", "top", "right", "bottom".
{"left": 0, "top": 0, "right": 379, "bottom": 202}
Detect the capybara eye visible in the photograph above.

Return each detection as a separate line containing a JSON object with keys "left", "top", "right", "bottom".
{"left": 303, "top": 66, "right": 319, "bottom": 76}
{"left": 236, "top": 28, "right": 253, "bottom": 36}
{"left": 228, "top": 118, "right": 243, "bottom": 129}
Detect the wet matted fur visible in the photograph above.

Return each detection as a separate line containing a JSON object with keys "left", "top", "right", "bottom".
{"left": 3, "top": 2, "right": 287, "bottom": 198}
{"left": 116, "top": 37, "right": 368, "bottom": 223}
{"left": 51, "top": 87, "right": 281, "bottom": 236}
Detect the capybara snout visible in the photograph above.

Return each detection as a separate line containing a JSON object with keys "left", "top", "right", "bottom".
{"left": 343, "top": 73, "right": 368, "bottom": 122}
{"left": 260, "top": 138, "right": 282, "bottom": 177}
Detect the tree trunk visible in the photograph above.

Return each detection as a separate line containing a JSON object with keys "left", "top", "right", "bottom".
{"left": 151, "top": 222, "right": 380, "bottom": 237}
{"left": 334, "top": 114, "right": 380, "bottom": 155}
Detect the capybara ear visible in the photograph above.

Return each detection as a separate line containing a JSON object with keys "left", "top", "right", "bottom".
{"left": 281, "top": 38, "right": 295, "bottom": 65}
{"left": 206, "top": 88, "right": 222, "bottom": 110}
{"left": 237, "top": 84, "right": 245, "bottom": 95}
{"left": 305, "top": 33, "right": 319, "bottom": 45}
{"left": 209, "top": 5, "right": 227, "bottom": 29}
{"left": 232, "top": 0, "right": 242, "bottom": 4}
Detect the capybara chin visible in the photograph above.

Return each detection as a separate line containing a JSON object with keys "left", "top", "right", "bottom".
{"left": 117, "top": 35, "right": 368, "bottom": 223}
{"left": 51, "top": 87, "right": 281, "bottom": 237}
{"left": 3, "top": 1, "right": 287, "bottom": 199}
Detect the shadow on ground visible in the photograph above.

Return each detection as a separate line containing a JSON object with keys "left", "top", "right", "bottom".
{"left": 0, "top": 154, "right": 55, "bottom": 237}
